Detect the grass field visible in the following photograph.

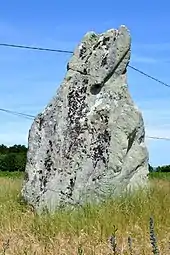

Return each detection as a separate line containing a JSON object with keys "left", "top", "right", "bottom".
{"left": 149, "top": 171, "right": 170, "bottom": 181}
{"left": 0, "top": 172, "right": 170, "bottom": 254}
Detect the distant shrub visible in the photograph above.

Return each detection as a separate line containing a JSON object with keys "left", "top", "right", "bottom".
{"left": 0, "top": 144, "right": 27, "bottom": 172}
{"left": 156, "top": 165, "right": 170, "bottom": 173}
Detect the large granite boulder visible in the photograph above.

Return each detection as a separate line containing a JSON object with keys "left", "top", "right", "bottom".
{"left": 21, "top": 25, "right": 149, "bottom": 212}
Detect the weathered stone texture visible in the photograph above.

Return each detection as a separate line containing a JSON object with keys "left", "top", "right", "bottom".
{"left": 21, "top": 25, "right": 149, "bottom": 212}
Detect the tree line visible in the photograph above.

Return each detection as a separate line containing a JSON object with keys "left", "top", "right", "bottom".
{"left": 149, "top": 164, "right": 170, "bottom": 173}
{"left": 0, "top": 144, "right": 169, "bottom": 173}
{"left": 0, "top": 144, "right": 27, "bottom": 172}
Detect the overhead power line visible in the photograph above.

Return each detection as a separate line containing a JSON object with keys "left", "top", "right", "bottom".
{"left": 0, "top": 43, "right": 73, "bottom": 54}
{"left": 0, "top": 108, "right": 34, "bottom": 120}
{"left": 1, "top": 43, "right": 170, "bottom": 141}
{"left": 1, "top": 42, "right": 170, "bottom": 88}
{"left": 0, "top": 107, "right": 170, "bottom": 141}
{"left": 128, "top": 65, "right": 170, "bottom": 88}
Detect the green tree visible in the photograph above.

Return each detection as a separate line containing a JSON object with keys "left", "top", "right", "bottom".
{"left": 0, "top": 153, "right": 16, "bottom": 172}
{"left": 0, "top": 144, "right": 27, "bottom": 172}
{"left": 15, "top": 153, "right": 27, "bottom": 172}
{"left": 149, "top": 164, "right": 154, "bottom": 172}
{"left": 0, "top": 144, "right": 8, "bottom": 154}
{"left": 156, "top": 165, "right": 170, "bottom": 173}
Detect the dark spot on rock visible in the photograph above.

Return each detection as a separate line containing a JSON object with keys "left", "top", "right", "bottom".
{"left": 24, "top": 172, "right": 29, "bottom": 181}
{"left": 122, "top": 67, "right": 127, "bottom": 75}
{"left": 112, "top": 166, "right": 121, "bottom": 173}
{"left": 38, "top": 116, "right": 44, "bottom": 131}
{"left": 90, "top": 114, "right": 111, "bottom": 169}
{"left": 82, "top": 148, "right": 87, "bottom": 154}
{"left": 44, "top": 154, "right": 53, "bottom": 172}
{"left": 84, "top": 51, "right": 92, "bottom": 63}
{"left": 65, "top": 154, "right": 71, "bottom": 160}
{"left": 101, "top": 56, "right": 107, "bottom": 66}
{"left": 43, "top": 178, "right": 48, "bottom": 187}
{"left": 49, "top": 140, "right": 53, "bottom": 151}
{"left": 83, "top": 68, "right": 87, "bottom": 75}
{"left": 66, "top": 76, "right": 72, "bottom": 82}
{"left": 83, "top": 78, "right": 88, "bottom": 85}
{"left": 79, "top": 45, "right": 86, "bottom": 58}
{"left": 40, "top": 175, "right": 48, "bottom": 191}
{"left": 66, "top": 176, "right": 76, "bottom": 198}
{"left": 127, "top": 129, "right": 137, "bottom": 154}
{"left": 65, "top": 77, "right": 88, "bottom": 158}
{"left": 93, "top": 40, "right": 101, "bottom": 50}
{"left": 102, "top": 36, "right": 110, "bottom": 46}
{"left": 139, "top": 133, "right": 144, "bottom": 143}
{"left": 70, "top": 178, "right": 74, "bottom": 188}
{"left": 90, "top": 84, "right": 102, "bottom": 95}
{"left": 36, "top": 195, "right": 40, "bottom": 203}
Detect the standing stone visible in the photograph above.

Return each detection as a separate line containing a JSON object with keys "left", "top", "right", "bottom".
{"left": 21, "top": 25, "right": 149, "bottom": 212}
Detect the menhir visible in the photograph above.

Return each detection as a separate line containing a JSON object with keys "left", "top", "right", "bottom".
{"left": 21, "top": 25, "right": 149, "bottom": 212}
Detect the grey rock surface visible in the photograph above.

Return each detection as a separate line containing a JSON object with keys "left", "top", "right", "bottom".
{"left": 21, "top": 25, "right": 149, "bottom": 212}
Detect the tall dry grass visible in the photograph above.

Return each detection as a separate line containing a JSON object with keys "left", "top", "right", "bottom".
{"left": 0, "top": 175, "right": 170, "bottom": 254}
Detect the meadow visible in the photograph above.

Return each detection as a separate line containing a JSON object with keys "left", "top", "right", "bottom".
{"left": 0, "top": 172, "right": 170, "bottom": 254}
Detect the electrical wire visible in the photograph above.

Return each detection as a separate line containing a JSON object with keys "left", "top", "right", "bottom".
{"left": 1, "top": 42, "right": 170, "bottom": 88}
{"left": 0, "top": 43, "right": 170, "bottom": 141}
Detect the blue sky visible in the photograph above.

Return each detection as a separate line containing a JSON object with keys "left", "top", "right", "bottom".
{"left": 0, "top": 0, "right": 170, "bottom": 166}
